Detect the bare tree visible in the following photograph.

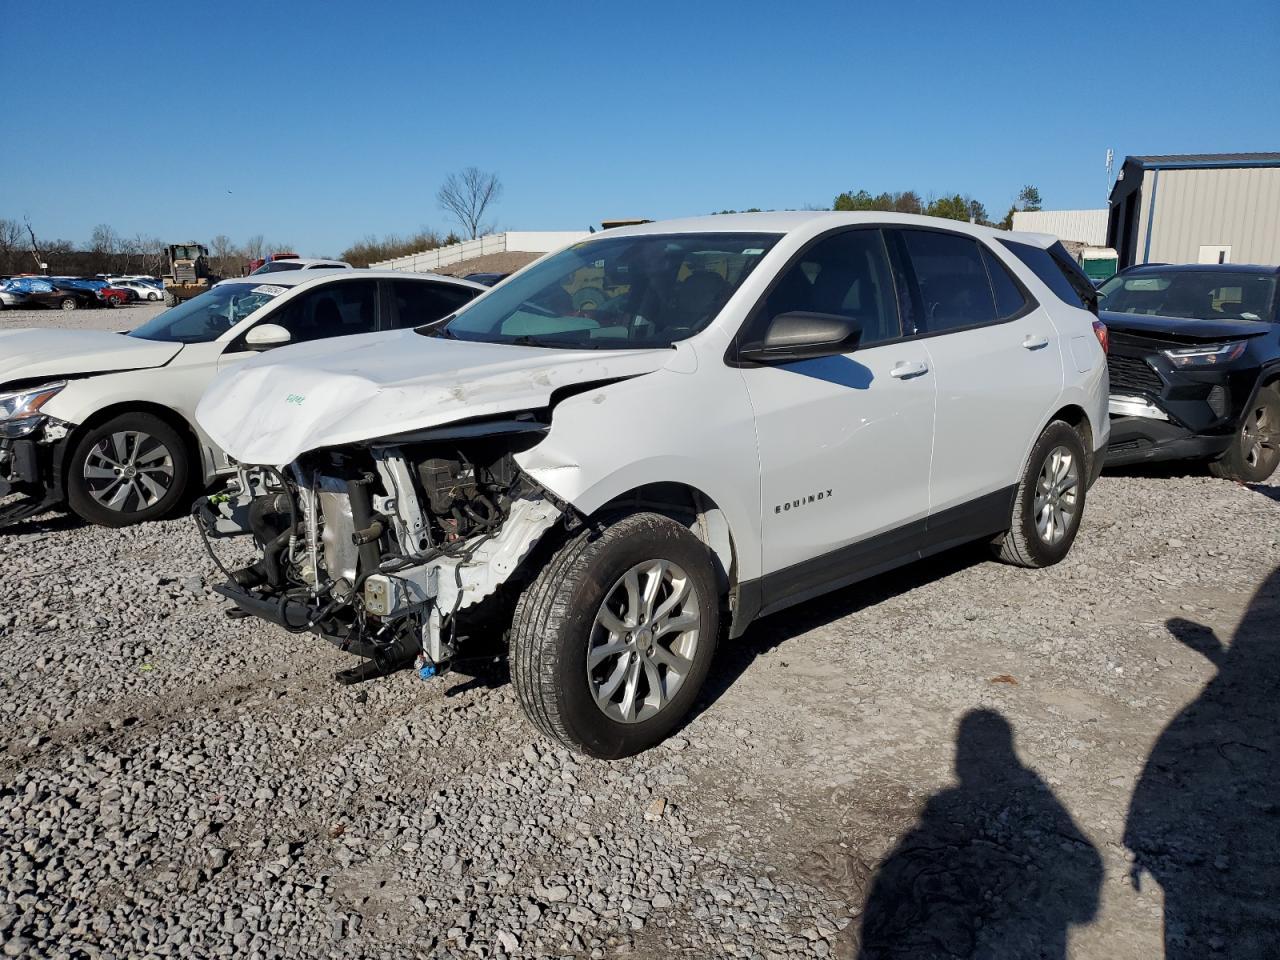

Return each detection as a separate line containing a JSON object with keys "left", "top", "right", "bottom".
{"left": 243, "top": 234, "right": 265, "bottom": 261}
{"left": 89, "top": 224, "right": 119, "bottom": 273}
{"left": 23, "top": 216, "right": 47, "bottom": 273}
{"left": 136, "top": 234, "right": 167, "bottom": 277}
{"left": 0, "top": 218, "right": 23, "bottom": 274}
{"left": 209, "top": 233, "right": 237, "bottom": 276}
{"left": 437, "top": 167, "right": 502, "bottom": 240}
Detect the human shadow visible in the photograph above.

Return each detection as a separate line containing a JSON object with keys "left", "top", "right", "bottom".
{"left": 1124, "top": 567, "right": 1280, "bottom": 957}
{"left": 856, "top": 709, "right": 1102, "bottom": 959}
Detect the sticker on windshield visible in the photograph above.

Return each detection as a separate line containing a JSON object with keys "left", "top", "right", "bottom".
{"left": 741, "top": 248, "right": 765, "bottom": 255}
{"left": 251, "top": 284, "right": 287, "bottom": 296}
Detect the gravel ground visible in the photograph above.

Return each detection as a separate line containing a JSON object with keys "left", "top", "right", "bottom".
{"left": 0, "top": 302, "right": 166, "bottom": 334}
{"left": 2, "top": 307, "right": 1279, "bottom": 958}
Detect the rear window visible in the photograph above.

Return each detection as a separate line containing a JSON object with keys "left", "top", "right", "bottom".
{"left": 898, "top": 229, "right": 997, "bottom": 333}
{"left": 1000, "top": 239, "right": 1097, "bottom": 313}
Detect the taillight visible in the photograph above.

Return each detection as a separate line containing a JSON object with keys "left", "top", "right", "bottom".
{"left": 1092, "top": 320, "right": 1109, "bottom": 354}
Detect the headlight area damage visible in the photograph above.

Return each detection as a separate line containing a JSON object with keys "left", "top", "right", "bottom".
{"left": 0, "top": 381, "right": 72, "bottom": 527}
{"left": 196, "top": 416, "right": 566, "bottom": 683}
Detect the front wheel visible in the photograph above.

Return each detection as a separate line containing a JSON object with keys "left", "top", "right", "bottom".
{"left": 511, "top": 512, "right": 720, "bottom": 758}
{"left": 1209, "top": 385, "right": 1280, "bottom": 483}
{"left": 66, "top": 412, "right": 190, "bottom": 527}
{"left": 60, "top": 297, "right": 77, "bottom": 311}
{"left": 994, "top": 420, "right": 1088, "bottom": 568}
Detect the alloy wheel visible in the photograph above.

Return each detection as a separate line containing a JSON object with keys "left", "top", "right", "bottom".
{"left": 1242, "top": 402, "right": 1279, "bottom": 471}
{"left": 82, "top": 430, "right": 175, "bottom": 513}
{"left": 1033, "top": 445, "right": 1079, "bottom": 546}
{"left": 588, "top": 559, "right": 701, "bottom": 724}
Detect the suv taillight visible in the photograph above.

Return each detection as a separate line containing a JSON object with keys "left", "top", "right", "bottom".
{"left": 1092, "top": 320, "right": 1109, "bottom": 354}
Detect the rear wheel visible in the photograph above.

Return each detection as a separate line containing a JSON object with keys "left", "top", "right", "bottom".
{"left": 66, "top": 412, "right": 190, "bottom": 527}
{"left": 511, "top": 512, "right": 719, "bottom": 758}
{"left": 994, "top": 420, "right": 1088, "bottom": 568}
{"left": 1209, "top": 385, "right": 1280, "bottom": 482}
{"left": 147, "top": 290, "right": 160, "bottom": 301}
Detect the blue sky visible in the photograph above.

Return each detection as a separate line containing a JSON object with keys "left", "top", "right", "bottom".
{"left": 5, "top": 0, "right": 1278, "bottom": 255}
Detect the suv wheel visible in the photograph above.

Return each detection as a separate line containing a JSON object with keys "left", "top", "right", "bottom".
{"left": 511, "top": 512, "right": 719, "bottom": 758}
{"left": 994, "top": 420, "right": 1088, "bottom": 568}
{"left": 66, "top": 412, "right": 190, "bottom": 528}
{"left": 1210, "top": 385, "right": 1280, "bottom": 483}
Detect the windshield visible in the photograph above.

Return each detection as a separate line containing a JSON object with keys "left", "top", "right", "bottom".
{"left": 252, "top": 261, "right": 305, "bottom": 274}
{"left": 429, "top": 232, "right": 781, "bottom": 349}
{"left": 1099, "top": 270, "right": 1276, "bottom": 322}
{"left": 127, "top": 282, "right": 284, "bottom": 343}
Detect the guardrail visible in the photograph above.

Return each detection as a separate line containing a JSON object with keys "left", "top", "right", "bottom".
{"left": 371, "top": 234, "right": 506, "bottom": 272}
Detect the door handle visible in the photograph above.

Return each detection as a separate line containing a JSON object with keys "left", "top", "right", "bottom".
{"left": 890, "top": 361, "right": 929, "bottom": 379}
{"left": 1022, "top": 335, "right": 1050, "bottom": 350}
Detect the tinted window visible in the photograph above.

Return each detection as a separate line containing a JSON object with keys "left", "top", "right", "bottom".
{"left": 1000, "top": 239, "right": 1096, "bottom": 312}
{"left": 757, "top": 229, "right": 900, "bottom": 346}
{"left": 265, "top": 280, "right": 378, "bottom": 344}
{"left": 393, "top": 280, "right": 481, "bottom": 329}
{"left": 899, "top": 230, "right": 996, "bottom": 333}
{"left": 1097, "top": 269, "right": 1276, "bottom": 321}
{"left": 981, "top": 246, "right": 1031, "bottom": 319}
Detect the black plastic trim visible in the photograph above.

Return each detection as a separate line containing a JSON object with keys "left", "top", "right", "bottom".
{"left": 728, "top": 485, "right": 1016, "bottom": 637}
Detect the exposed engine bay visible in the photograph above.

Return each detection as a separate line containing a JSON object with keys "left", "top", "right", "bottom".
{"left": 196, "top": 417, "right": 565, "bottom": 676}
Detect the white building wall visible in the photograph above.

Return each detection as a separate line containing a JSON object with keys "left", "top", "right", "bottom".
{"left": 1145, "top": 167, "right": 1280, "bottom": 265}
{"left": 1011, "top": 209, "right": 1108, "bottom": 246}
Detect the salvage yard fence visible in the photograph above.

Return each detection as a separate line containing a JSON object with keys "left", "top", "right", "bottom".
{"left": 371, "top": 231, "right": 590, "bottom": 273}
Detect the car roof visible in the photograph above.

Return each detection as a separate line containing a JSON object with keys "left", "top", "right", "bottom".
{"left": 214, "top": 270, "right": 487, "bottom": 291}
{"left": 1122, "top": 263, "right": 1280, "bottom": 276}
{"left": 264, "top": 257, "right": 352, "bottom": 267}
{"left": 593, "top": 211, "right": 1057, "bottom": 248}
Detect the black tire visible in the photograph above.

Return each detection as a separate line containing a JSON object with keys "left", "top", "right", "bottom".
{"left": 148, "top": 291, "right": 160, "bottom": 301}
{"left": 66, "top": 412, "right": 190, "bottom": 528}
{"left": 163, "top": 291, "right": 178, "bottom": 308}
{"left": 994, "top": 420, "right": 1088, "bottom": 568}
{"left": 60, "top": 297, "right": 77, "bottom": 311}
{"left": 1209, "top": 383, "right": 1280, "bottom": 483}
{"left": 511, "top": 512, "right": 720, "bottom": 759}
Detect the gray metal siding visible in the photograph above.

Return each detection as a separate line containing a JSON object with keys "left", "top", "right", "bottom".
{"left": 1141, "top": 167, "right": 1280, "bottom": 265}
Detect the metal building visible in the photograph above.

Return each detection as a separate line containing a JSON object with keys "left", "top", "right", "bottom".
{"left": 1107, "top": 153, "right": 1280, "bottom": 269}
{"left": 1011, "top": 209, "right": 1108, "bottom": 246}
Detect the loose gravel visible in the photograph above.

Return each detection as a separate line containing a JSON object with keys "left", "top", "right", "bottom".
{"left": 2, "top": 307, "right": 1278, "bottom": 958}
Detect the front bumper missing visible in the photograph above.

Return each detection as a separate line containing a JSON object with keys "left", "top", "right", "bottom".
{"left": 0, "top": 428, "right": 70, "bottom": 528}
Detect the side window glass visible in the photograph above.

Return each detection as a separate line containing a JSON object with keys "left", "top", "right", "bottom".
{"left": 899, "top": 230, "right": 997, "bottom": 333}
{"left": 267, "top": 280, "right": 378, "bottom": 344}
{"left": 392, "top": 280, "right": 481, "bottom": 329}
{"left": 758, "top": 229, "right": 901, "bottom": 347}
{"left": 1000, "top": 239, "right": 1095, "bottom": 311}
{"left": 981, "top": 246, "right": 1031, "bottom": 319}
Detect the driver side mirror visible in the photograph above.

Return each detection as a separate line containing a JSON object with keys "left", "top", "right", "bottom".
{"left": 737, "top": 311, "right": 863, "bottom": 364}
{"left": 244, "top": 323, "right": 292, "bottom": 350}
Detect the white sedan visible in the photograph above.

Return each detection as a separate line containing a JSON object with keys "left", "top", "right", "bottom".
{"left": 108, "top": 279, "right": 165, "bottom": 301}
{"left": 0, "top": 270, "right": 484, "bottom": 527}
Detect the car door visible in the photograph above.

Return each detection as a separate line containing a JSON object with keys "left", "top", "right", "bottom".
{"left": 887, "top": 228, "right": 1062, "bottom": 543}
{"left": 736, "top": 228, "right": 936, "bottom": 611}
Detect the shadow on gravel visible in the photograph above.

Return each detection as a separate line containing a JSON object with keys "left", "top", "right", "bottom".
{"left": 699, "top": 543, "right": 990, "bottom": 712}
{"left": 852, "top": 709, "right": 1102, "bottom": 959}
{"left": 1102, "top": 461, "right": 1213, "bottom": 480}
{"left": 0, "top": 506, "right": 85, "bottom": 536}
{"left": 1247, "top": 482, "right": 1280, "bottom": 503}
{"left": 1124, "top": 565, "right": 1280, "bottom": 958}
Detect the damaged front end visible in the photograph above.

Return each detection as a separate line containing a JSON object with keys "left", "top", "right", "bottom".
{"left": 0, "top": 381, "right": 74, "bottom": 527}
{"left": 196, "top": 416, "right": 566, "bottom": 679}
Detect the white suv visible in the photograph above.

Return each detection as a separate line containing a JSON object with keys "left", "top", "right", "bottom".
{"left": 195, "top": 212, "right": 1109, "bottom": 757}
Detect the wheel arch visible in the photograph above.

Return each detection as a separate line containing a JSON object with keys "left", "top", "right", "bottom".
{"left": 588, "top": 481, "right": 741, "bottom": 603}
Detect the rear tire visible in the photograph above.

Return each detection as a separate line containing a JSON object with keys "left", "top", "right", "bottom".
{"left": 66, "top": 412, "right": 190, "bottom": 528}
{"left": 1209, "top": 384, "right": 1280, "bottom": 483}
{"left": 148, "top": 291, "right": 160, "bottom": 301}
{"left": 994, "top": 420, "right": 1088, "bottom": 568}
{"left": 511, "top": 512, "right": 719, "bottom": 758}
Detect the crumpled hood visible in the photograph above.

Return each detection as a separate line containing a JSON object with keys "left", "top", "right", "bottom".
{"left": 0, "top": 328, "right": 182, "bottom": 387}
{"left": 197, "top": 330, "right": 674, "bottom": 465}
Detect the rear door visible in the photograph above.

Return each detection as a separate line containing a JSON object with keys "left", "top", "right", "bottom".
{"left": 887, "top": 228, "right": 1062, "bottom": 541}
{"left": 737, "top": 227, "right": 936, "bottom": 608}
{"left": 387, "top": 279, "right": 482, "bottom": 329}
